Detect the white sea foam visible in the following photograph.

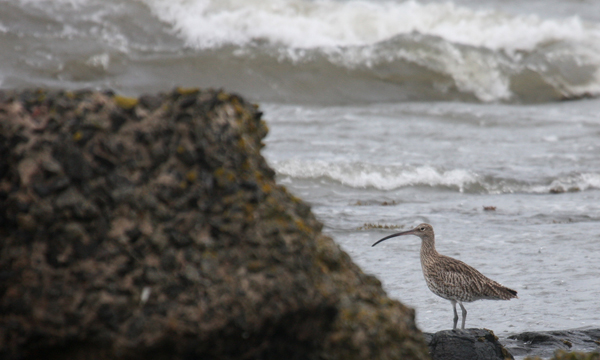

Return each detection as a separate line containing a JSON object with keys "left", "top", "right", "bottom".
{"left": 142, "top": 0, "right": 600, "bottom": 53}
{"left": 530, "top": 173, "right": 600, "bottom": 193}
{"left": 15, "top": 0, "right": 90, "bottom": 6}
{"left": 140, "top": 0, "right": 600, "bottom": 102}
{"left": 272, "top": 159, "right": 478, "bottom": 191}
{"left": 272, "top": 159, "right": 600, "bottom": 194}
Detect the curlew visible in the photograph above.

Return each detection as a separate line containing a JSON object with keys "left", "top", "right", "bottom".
{"left": 372, "top": 223, "right": 517, "bottom": 330}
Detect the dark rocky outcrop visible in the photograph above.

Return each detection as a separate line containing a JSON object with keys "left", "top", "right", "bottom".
{"left": 0, "top": 89, "right": 430, "bottom": 360}
{"left": 525, "top": 349, "right": 600, "bottom": 360}
{"left": 421, "top": 328, "right": 600, "bottom": 360}
{"left": 423, "top": 328, "right": 514, "bottom": 360}
{"left": 506, "top": 329, "right": 600, "bottom": 359}
{"left": 420, "top": 328, "right": 600, "bottom": 360}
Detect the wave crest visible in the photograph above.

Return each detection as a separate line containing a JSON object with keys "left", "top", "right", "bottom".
{"left": 142, "top": 0, "right": 600, "bottom": 102}
{"left": 273, "top": 160, "right": 478, "bottom": 191}
{"left": 271, "top": 159, "right": 600, "bottom": 194}
{"left": 143, "top": 0, "right": 600, "bottom": 52}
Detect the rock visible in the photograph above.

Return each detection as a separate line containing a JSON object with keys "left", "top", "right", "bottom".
{"left": 422, "top": 327, "right": 600, "bottom": 360}
{"left": 423, "top": 328, "right": 514, "bottom": 360}
{"left": 525, "top": 349, "right": 600, "bottom": 360}
{"left": 505, "top": 329, "right": 600, "bottom": 359}
{"left": 0, "top": 89, "right": 430, "bottom": 360}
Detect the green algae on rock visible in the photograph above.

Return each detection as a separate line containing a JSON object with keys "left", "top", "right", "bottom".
{"left": 0, "top": 88, "right": 430, "bottom": 360}
{"left": 525, "top": 350, "right": 600, "bottom": 360}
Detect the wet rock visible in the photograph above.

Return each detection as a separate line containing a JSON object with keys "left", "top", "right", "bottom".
{"left": 0, "top": 88, "right": 429, "bottom": 360}
{"left": 423, "top": 328, "right": 514, "bottom": 360}
{"left": 525, "top": 349, "right": 600, "bottom": 360}
{"left": 505, "top": 328, "right": 600, "bottom": 359}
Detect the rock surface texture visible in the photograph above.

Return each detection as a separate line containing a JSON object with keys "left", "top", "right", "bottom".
{"left": 524, "top": 350, "right": 600, "bottom": 360}
{"left": 0, "top": 89, "right": 430, "bottom": 360}
{"left": 423, "top": 328, "right": 514, "bottom": 360}
{"left": 506, "top": 329, "right": 600, "bottom": 359}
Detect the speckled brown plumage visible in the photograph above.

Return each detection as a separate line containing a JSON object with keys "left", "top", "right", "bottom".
{"left": 372, "top": 223, "right": 517, "bottom": 329}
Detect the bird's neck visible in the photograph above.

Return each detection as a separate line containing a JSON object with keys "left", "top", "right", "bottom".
{"left": 420, "top": 236, "right": 439, "bottom": 273}
{"left": 420, "top": 236, "right": 438, "bottom": 258}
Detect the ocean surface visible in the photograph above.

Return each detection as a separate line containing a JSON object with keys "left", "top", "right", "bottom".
{"left": 2, "top": 0, "right": 600, "bottom": 337}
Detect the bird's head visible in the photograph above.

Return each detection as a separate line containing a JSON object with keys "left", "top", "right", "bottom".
{"left": 371, "top": 223, "right": 434, "bottom": 247}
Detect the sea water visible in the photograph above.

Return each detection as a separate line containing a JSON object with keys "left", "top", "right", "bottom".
{"left": 1, "top": 0, "right": 600, "bottom": 335}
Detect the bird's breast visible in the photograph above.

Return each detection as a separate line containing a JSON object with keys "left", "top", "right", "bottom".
{"left": 420, "top": 259, "right": 479, "bottom": 302}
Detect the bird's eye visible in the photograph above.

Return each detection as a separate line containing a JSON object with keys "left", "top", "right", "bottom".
{"left": 420, "top": 227, "right": 425, "bottom": 231}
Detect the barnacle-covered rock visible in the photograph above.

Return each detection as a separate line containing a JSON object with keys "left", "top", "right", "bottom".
{"left": 0, "top": 88, "right": 429, "bottom": 360}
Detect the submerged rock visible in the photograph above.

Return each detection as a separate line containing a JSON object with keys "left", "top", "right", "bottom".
{"left": 525, "top": 349, "right": 600, "bottom": 360}
{"left": 0, "top": 89, "right": 429, "bottom": 360}
{"left": 506, "top": 328, "right": 600, "bottom": 359}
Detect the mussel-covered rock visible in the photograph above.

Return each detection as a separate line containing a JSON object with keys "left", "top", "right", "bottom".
{"left": 0, "top": 88, "right": 429, "bottom": 360}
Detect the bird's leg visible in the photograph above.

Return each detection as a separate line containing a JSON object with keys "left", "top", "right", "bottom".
{"left": 451, "top": 300, "right": 458, "bottom": 330}
{"left": 459, "top": 302, "right": 467, "bottom": 329}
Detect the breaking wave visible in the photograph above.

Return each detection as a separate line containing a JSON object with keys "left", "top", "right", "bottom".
{"left": 142, "top": 0, "right": 600, "bottom": 102}
{"left": 271, "top": 159, "right": 600, "bottom": 194}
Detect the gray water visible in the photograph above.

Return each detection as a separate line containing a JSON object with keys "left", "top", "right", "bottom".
{"left": 262, "top": 100, "right": 600, "bottom": 334}
{"left": 2, "top": 0, "right": 600, "bottom": 336}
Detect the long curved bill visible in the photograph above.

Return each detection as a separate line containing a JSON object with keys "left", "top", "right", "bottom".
{"left": 371, "top": 228, "right": 417, "bottom": 247}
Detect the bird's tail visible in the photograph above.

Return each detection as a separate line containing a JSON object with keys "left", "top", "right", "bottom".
{"left": 485, "top": 282, "right": 518, "bottom": 300}
{"left": 505, "top": 287, "right": 518, "bottom": 299}
{"left": 494, "top": 284, "right": 518, "bottom": 300}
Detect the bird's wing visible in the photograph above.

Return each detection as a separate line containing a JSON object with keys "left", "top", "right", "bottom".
{"left": 427, "top": 255, "right": 511, "bottom": 300}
